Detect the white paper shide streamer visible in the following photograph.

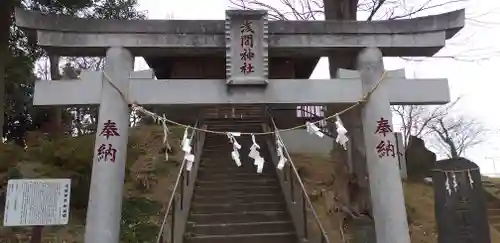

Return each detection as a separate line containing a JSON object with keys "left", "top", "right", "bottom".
{"left": 335, "top": 116, "right": 349, "bottom": 150}
{"left": 227, "top": 132, "right": 242, "bottom": 167}
{"left": 249, "top": 134, "right": 265, "bottom": 173}
{"left": 444, "top": 172, "right": 452, "bottom": 195}
{"left": 451, "top": 172, "right": 458, "bottom": 192}
{"left": 181, "top": 128, "right": 195, "bottom": 171}
{"left": 160, "top": 114, "right": 172, "bottom": 161}
{"left": 443, "top": 170, "right": 476, "bottom": 195}
{"left": 275, "top": 132, "right": 287, "bottom": 170}
{"left": 306, "top": 121, "right": 324, "bottom": 138}
{"left": 467, "top": 170, "right": 474, "bottom": 188}
{"left": 131, "top": 104, "right": 172, "bottom": 161}
{"left": 131, "top": 103, "right": 355, "bottom": 175}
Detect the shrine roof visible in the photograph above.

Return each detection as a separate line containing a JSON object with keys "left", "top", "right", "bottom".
{"left": 15, "top": 8, "right": 464, "bottom": 78}
{"left": 15, "top": 8, "right": 463, "bottom": 37}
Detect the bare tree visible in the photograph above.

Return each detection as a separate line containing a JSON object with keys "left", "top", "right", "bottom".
{"left": 392, "top": 97, "right": 487, "bottom": 157}
{"left": 428, "top": 114, "right": 486, "bottom": 159}
{"left": 392, "top": 98, "right": 460, "bottom": 146}
{"left": 230, "top": 0, "right": 468, "bottom": 21}
{"left": 230, "top": 0, "right": 500, "bottom": 62}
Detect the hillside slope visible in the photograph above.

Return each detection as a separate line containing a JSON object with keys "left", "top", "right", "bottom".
{"left": 0, "top": 126, "right": 492, "bottom": 242}
{"left": 290, "top": 153, "right": 438, "bottom": 243}
{"left": 0, "top": 125, "right": 185, "bottom": 243}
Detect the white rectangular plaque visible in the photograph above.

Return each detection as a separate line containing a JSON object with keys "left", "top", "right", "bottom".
{"left": 226, "top": 10, "right": 269, "bottom": 85}
{"left": 3, "top": 178, "right": 71, "bottom": 226}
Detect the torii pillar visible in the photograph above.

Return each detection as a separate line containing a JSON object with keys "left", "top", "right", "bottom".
{"left": 359, "top": 47, "right": 411, "bottom": 243}
{"left": 84, "top": 47, "right": 133, "bottom": 243}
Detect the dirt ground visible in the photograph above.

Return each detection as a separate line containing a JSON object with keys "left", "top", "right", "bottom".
{"left": 1, "top": 127, "right": 497, "bottom": 242}
{"left": 291, "top": 153, "right": 438, "bottom": 243}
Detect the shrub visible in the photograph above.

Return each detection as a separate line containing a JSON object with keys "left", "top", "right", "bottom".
{"left": 120, "top": 197, "right": 161, "bottom": 243}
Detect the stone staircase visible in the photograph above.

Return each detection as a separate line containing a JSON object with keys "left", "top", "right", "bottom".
{"left": 183, "top": 121, "right": 298, "bottom": 243}
{"left": 484, "top": 183, "right": 500, "bottom": 232}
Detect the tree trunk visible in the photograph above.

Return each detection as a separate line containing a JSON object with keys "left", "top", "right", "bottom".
{"left": 324, "top": 0, "right": 358, "bottom": 77}
{"left": 45, "top": 54, "right": 65, "bottom": 137}
{"left": 323, "top": 1, "right": 375, "bottom": 239}
{"left": 447, "top": 139, "right": 459, "bottom": 158}
{"left": 0, "top": 0, "right": 13, "bottom": 140}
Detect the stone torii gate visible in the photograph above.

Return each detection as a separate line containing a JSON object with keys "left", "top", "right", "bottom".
{"left": 15, "top": 8, "right": 464, "bottom": 243}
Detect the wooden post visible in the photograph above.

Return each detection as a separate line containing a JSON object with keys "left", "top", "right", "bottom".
{"left": 30, "top": 226, "right": 43, "bottom": 243}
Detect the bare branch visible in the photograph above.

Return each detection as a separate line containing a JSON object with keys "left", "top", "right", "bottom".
{"left": 427, "top": 114, "right": 486, "bottom": 158}
{"left": 393, "top": 96, "right": 486, "bottom": 158}
{"left": 367, "top": 0, "right": 387, "bottom": 21}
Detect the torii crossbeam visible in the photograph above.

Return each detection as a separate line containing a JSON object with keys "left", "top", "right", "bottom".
{"left": 33, "top": 74, "right": 449, "bottom": 106}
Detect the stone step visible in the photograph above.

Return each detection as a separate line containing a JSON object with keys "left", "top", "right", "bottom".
{"left": 204, "top": 135, "right": 267, "bottom": 139}
{"left": 202, "top": 145, "right": 233, "bottom": 150}
{"left": 199, "top": 157, "right": 272, "bottom": 163}
{"left": 194, "top": 185, "right": 281, "bottom": 197}
{"left": 193, "top": 193, "right": 283, "bottom": 204}
{"left": 196, "top": 178, "right": 278, "bottom": 186}
{"left": 189, "top": 211, "right": 290, "bottom": 224}
{"left": 201, "top": 150, "right": 269, "bottom": 155}
{"left": 205, "top": 129, "right": 263, "bottom": 134}
{"left": 206, "top": 121, "right": 264, "bottom": 126}
{"left": 195, "top": 180, "right": 278, "bottom": 190}
{"left": 197, "top": 165, "right": 274, "bottom": 174}
{"left": 488, "top": 208, "right": 500, "bottom": 214}
{"left": 188, "top": 221, "right": 295, "bottom": 236}
{"left": 490, "top": 216, "right": 500, "bottom": 225}
{"left": 191, "top": 201, "right": 286, "bottom": 214}
{"left": 204, "top": 116, "right": 265, "bottom": 121}
{"left": 202, "top": 143, "right": 266, "bottom": 149}
{"left": 206, "top": 124, "right": 263, "bottom": 128}
{"left": 199, "top": 159, "right": 273, "bottom": 166}
{"left": 197, "top": 171, "right": 275, "bottom": 178}
{"left": 185, "top": 232, "right": 297, "bottom": 243}
{"left": 488, "top": 202, "right": 500, "bottom": 208}
{"left": 201, "top": 149, "right": 267, "bottom": 154}
{"left": 198, "top": 162, "right": 273, "bottom": 169}
{"left": 196, "top": 172, "right": 275, "bottom": 181}
{"left": 195, "top": 183, "right": 279, "bottom": 190}
{"left": 197, "top": 167, "right": 275, "bottom": 176}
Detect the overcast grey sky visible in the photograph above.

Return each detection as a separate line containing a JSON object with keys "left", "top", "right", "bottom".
{"left": 135, "top": 0, "right": 500, "bottom": 175}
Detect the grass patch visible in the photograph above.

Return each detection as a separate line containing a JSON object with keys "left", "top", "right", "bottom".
{"left": 0, "top": 125, "right": 185, "bottom": 242}
{"left": 290, "top": 152, "right": 438, "bottom": 243}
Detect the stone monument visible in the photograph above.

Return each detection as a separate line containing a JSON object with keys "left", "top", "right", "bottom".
{"left": 433, "top": 158, "right": 491, "bottom": 243}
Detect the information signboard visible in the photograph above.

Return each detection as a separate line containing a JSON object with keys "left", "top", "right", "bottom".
{"left": 3, "top": 179, "right": 71, "bottom": 226}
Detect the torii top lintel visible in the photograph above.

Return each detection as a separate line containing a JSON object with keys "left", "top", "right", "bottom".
{"left": 15, "top": 8, "right": 464, "bottom": 57}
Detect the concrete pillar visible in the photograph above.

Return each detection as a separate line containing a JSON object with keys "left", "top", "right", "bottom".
{"left": 358, "top": 47, "right": 410, "bottom": 243}
{"left": 84, "top": 47, "right": 133, "bottom": 243}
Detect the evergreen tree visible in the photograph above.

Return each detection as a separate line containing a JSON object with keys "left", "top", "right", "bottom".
{"left": 0, "top": 0, "right": 145, "bottom": 145}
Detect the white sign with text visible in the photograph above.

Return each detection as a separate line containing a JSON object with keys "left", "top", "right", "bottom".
{"left": 3, "top": 178, "right": 71, "bottom": 226}
{"left": 225, "top": 10, "right": 269, "bottom": 85}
